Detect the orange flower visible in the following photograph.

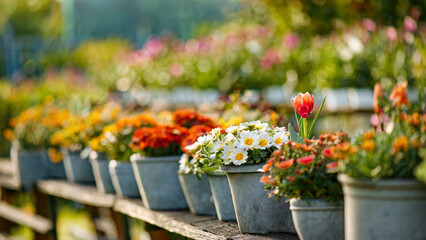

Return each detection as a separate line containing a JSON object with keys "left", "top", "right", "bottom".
{"left": 292, "top": 92, "right": 314, "bottom": 118}
{"left": 296, "top": 155, "right": 315, "bottom": 165}
{"left": 373, "top": 83, "right": 384, "bottom": 114}
{"left": 262, "top": 158, "right": 275, "bottom": 172}
{"left": 363, "top": 131, "right": 375, "bottom": 140}
{"left": 407, "top": 113, "right": 421, "bottom": 127}
{"left": 361, "top": 140, "right": 375, "bottom": 152}
{"left": 3, "top": 129, "right": 14, "bottom": 140}
{"left": 260, "top": 175, "right": 276, "bottom": 185}
{"left": 411, "top": 138, "right": 421, "bottom": 149}
{"left": 322, "top": 148, "right": 333, "bottom": 159}
{"left": 275, "top": 159, "right": 294, "bottom": 169}
{"left": 392, "top": 136, "right": 409, "bottom": 153}
{"left": 326, "top": 161, "right": 338, "bottom": 169}
{"left": 389, "top": 81, "right": 410, "bottom": 108}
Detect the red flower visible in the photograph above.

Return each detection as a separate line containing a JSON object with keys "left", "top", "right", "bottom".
{"left": 292, "top": 92, "right": 314, "bottom": 118}
{"left": 286, "top": 176, "right": 295, "bottom": 182}
{"left": 322, "top": 148, "right": 333, "bottom": 159}
{"left": 326, "top": 161, "right": 338, "bottom": 169}
{"left": 275, "top": 159, "right": 294, "bottom": 169}
{"left": 296, "top": 155, "right": 315, "bottom": 165}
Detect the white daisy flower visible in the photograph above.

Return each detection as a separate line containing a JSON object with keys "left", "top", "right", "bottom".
{"left": 210, "top": 128, "right": 222, "bottom": 139}
{"left": 271, "top": 131, "right": 289, "bottom": 148}
{"left": 226, "top": 126, "right": 239, "bottom": 134}
{"left": 229, "top": 148, "right": 249, "bottom": 165}
{"left": 221, "top": 144, "right": 234, "bottom": 165}
{"left": 178, "top": 154, "right": 191, "bottom": 173}
{"left": 238, "top": 130, "right": 257, "bottom": 149}
{"left": 196, "top": 135, "right": 212, "bottom": 145}
{"left": 254, "top": 133, "right": 272, "bottom": 149}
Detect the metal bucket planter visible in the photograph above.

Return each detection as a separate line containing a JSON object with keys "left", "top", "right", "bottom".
{"left": 90, "top": 155, "right": 115, "bottom": 194}
{"left": 41, "top": 150, "right": 66, "bottom": 179}
{"left": 339, "top": 174, "right": 426, "bottom": 240}
{"left": 131, "top": 155, "right": 188, "bottom": 210}
{"left": 10, "top": 146, "right": 47, "bottom": 190}
{"left": 109, "top": 160, "right": 140, "bottom": 198}
{"left": 207, "top": 171, "right": 237, "bottom": 221}
{"left": 289, "top": 199, "right": 344, "bottom": 240}
{"left": 62, "top": 148, "right": 95, "bottom": 183}
{"left": 178, "top": 172, "right": 216, "bottom": 216}
{"left": 221, "top": 164, "right": 296, "bottom": 234}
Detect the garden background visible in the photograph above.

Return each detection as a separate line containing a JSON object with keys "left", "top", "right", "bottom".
{"left": 0, "top": 0, "right": 425, "bottom": 239}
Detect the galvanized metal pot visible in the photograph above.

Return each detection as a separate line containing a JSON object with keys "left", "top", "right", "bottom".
{"left": 90, "top": 156, "right": 115, "bottom": 194}
{"left": 11, "top": 146, "right": 47, "bottom": 190}
{"left": 206, "top": 171, "right": 236, "bottom": 221}
{"left": 289, "top": 199, "right": 344, "bottom": 240}
{"left": 339, "top": 174, "right": 426, "bottom": 240}
{"left": 221, "top": 164, "right": 296, "bottom": 234}
{"left": 62, "top": 148, "right": 95, "bottom": 183}
{"left": 131, "top": 155, "right": 188, "bottom": 210}
{"left": 41, "top": 150, "right": 66, "bottom": 179}
{"left": 178, "top": 172, "right": 216, "bottom": 216}
{"left": 109, "top": 160, "right": 140, "bottom": 198}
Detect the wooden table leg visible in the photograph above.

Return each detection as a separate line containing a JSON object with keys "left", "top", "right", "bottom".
{"left": 34, "top": 190, "right": 54, "bottom": 240}
{"left": 109, "top": 209, "right": 130, "bottom": 240}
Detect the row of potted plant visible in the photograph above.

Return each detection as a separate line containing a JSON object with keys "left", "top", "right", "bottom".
{"left": 5, "top": 81, "right": 425, "bottom": 239}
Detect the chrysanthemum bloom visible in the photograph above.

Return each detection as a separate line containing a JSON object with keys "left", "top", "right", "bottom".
{"left": 390, "top": 81, "right": 410, "bottom": 108}
{"left": 292, "top": 92, "right": 314, "bottom": 118}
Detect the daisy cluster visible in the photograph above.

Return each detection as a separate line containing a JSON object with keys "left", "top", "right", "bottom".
{"left": 182, "top": 121, "right": 289, "bottom": 173}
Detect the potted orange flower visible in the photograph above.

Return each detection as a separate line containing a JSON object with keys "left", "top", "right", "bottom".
{"left": 337, "top": 81, "right": 426, "bottom": 240}
{"left": 130, "top": 125, "right": 189, "bottom": 210}
{"left": 178, "top": 125, "right": 217, "bottom": 216}
{"left": 262, "top": 132, "right": 348, "bottom": 240}
{"left": 89, "top": 113, "right": 156, "bottom": 196}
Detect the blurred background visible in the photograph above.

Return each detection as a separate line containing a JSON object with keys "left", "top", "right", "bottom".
{"left": 0, "top": 0, "right": 425, "bottom": 239}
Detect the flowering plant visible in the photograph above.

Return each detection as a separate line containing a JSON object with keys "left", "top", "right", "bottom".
{"left": 187, "top": 121, "right": 289, "bottom": 171}
{"left": 172, "top": 109, "right": 216, "bottom": 128}
{"left": 261, "top": 132, "right": 348, "bottom": 202}
{"left": 89, "top": 113, "right": 157, "bottom": 161}
{"left": 289, "top": 92, "right": 326, "bottom": 141}
{"left": 131, "top": 125, "right": 188, "bottom": 157}
{"left": 338, "top": 81, "right": 425, "bottom": 179}
{"left": 178, "top": 125, "right": 214, "bottom": 177}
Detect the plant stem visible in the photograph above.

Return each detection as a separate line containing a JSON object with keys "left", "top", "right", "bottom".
{"left": 303, "top": 118, "right": 308, "bottom": 139}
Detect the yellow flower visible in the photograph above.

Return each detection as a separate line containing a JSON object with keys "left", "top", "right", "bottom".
{"left": 48, "top": 148, "right": 63, "bottom": 163}
{"left": 392, "top": 136, "right": 409, "bottom": 153}
{"left": 361, "top": 140, "right": 375, "bottom": 152}
{"left": 363, "top": 131, "right": 375, "bottom": 140}
{"left": 3, "top": 129, "right": 14, "bottom": 140}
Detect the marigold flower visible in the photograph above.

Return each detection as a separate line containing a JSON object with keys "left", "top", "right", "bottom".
{"left": 296, "top": 155, "right": 315, "bottom": 165}
{"left": 389, "top": 81, "right": 410, "bottom": 108}
{"left": 392, "top": 136, "right": 409, "bottom": 153}
{"left": 3, "top": 129, "right": 14, "bottom": 140}
{"left": 275, "top": 159, "right": 294, "bottom": 169}
{"left": 407, "top": 113, "right": 421, "bottom": 127}
{"left": 292, "top": 92, "right": 314, "bottom": 118}
{"left": 363, "top": 131, "right": 375, "bottom": 140}
{"left": 361, "top": 140, "right": 375, "bottom": 152}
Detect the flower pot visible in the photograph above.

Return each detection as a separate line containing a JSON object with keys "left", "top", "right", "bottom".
{"left": 90, "top": 157, "right": 115, "bottom": 194}
{"left": 131, "top": 155, "right": 188, "bottom": 210}
{"left": 10, "top": 146, "right": 47, "bottom": 190}
{"left": 220, "top": 164, "right": 296, "bottom": 234}
{"left": 62, "top": 148, "right": 95, "bottom": 183}
{"left": 339, "top": 174, "right": 426, "bottom": 240}
{"left": 206, "top": 171, "right": 237, "bottom": 221}
{"left": 289, "top": 199, "right": 344, "bottom": 240}
{"left": 41, "top": 150, "right": 66, "bottom": 179}
{"left": 178, "top": 172, "right": 216, "bottom": 216}
{"left": 109, "top": 160, "right": 140, "bottom": 198}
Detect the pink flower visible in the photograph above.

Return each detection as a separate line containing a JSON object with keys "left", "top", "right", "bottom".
{"left": 362, "top": 19, "right": 376, "bottom": 32}
{"left": 170, "top": 63, "right": 184, "bottom": 78}
{"left": 260, "top": 48, "right": 280, "bottom": 70}
{"left": 296, "top": 155, "right": 315, "bottom": 165}
{"left": 404, "top": 16, "right": 417, "bottom": 32}
{"left": 283, "top": 33, "right": 299, "bottom": 50}
{"left": 386, "top": 27, "right": 398, "bottom": 41}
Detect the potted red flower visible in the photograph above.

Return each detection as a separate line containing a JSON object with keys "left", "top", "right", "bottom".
{"left": 262, "top": 132, "right": 348, "bottom": 240}
{"left": 130, "top": 125, "right": 189, "bottom": 210}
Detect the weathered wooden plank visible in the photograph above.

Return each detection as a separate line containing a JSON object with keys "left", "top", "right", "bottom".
{"left": 114, "top": 198, "right": 226, "bottom": 240}
{"left": 0, "top": 202, "right": 52, "bottom": 234}
{"left": 37, "top": 180, "right": 115, "bottom": 208}
{"left": 0, "top": 175, "right": 20, "bottom": 191}
{"left": 114, "top": 198, "right": 299, "bottom": 240}
{"left": 0, "top": 160, "right": 14, "bottom": 176}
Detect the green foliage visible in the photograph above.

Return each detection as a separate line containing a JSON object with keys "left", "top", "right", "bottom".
{"left": 414, "top": 148, "right": 426, "bottom": 183}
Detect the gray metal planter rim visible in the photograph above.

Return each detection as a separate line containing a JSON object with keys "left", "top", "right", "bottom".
{"left": 338, "top": 174, "right": 426, "bottom": 189}
{"left": 206, "top": 171, "right": 226, "bottom": 176}
{"left": 130, "top": 154, "right": 181, "bottom": 163}
{"left": 220, "top": 164, "right": 263, "bottom": 173}
{"left": 290, "top": 199, "right": 343, "bottom": 211}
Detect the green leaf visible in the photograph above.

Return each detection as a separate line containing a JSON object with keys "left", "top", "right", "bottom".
{"left": 307, "top": 96, "right": 326, "bottom": 139}
{"left": 288, "top": 122, "right": 299, "bottom": 142}
{"left": 201, "top": 165, "right": 220, "bottom": 173}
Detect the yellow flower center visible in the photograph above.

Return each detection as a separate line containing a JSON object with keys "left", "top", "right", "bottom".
{"left": 274, "top": 138, "right": 282, "bottom": 145}
{"left": 244, "top": 138, "right": 254, "bottom": 145}
{"left": 259, "top": 139, "right": 268, "bottom": 147}
{"left": 235, "top": 152, "right": 244, "bottom": 161}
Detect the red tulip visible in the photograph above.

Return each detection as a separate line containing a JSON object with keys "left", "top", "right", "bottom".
{"left": 296, "top": 155, "right": 315, "bottom": 165}
{"left": 292, "top": 92, "right": 314, "bottom": 118}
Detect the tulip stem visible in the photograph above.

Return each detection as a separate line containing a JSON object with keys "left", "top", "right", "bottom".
{"left": 303, "top": 118, "right": 308, "bottom": 139}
